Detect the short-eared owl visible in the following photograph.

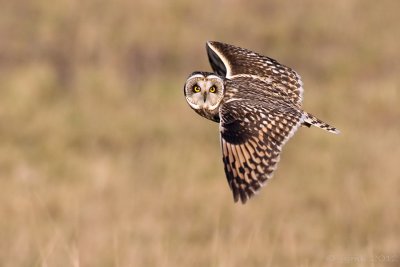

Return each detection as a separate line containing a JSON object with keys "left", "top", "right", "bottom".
{"left": 184, "top": 41, "right": 339, "bottom": 204}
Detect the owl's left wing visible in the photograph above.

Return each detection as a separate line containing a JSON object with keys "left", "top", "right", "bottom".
{"left": 207, "top": 41, "right": 303, "bottom": 107}
{"left": 219, "top": 100, "right": 304, "bottom": 203}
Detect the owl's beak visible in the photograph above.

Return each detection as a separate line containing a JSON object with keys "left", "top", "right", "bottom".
{"left": 203, "top": 92, "right": 207, "bottom": 102}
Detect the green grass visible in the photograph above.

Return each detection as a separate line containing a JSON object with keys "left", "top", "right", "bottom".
{"left": 0, "top": 0, "right": 399, "bottom": 266}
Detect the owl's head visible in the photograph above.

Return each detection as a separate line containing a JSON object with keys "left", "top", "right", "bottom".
{"left": 184, "top": 72, "right": 225, "bottom": 112}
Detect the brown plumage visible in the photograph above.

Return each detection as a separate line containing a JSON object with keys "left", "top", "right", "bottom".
{"left": 184, "top": 41, "right": 339, "bottom": 203}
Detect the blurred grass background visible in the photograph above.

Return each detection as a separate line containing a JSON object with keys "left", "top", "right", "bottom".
{"left": 1, "top": 0, "right": 399, "bottom": 266}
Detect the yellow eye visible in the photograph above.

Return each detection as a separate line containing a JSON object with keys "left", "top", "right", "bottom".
{"left": 193, "top": 85, "right": 201, "bottom": 93}
{"left": 209, "top": 86, "right": 217, "bottom": 93}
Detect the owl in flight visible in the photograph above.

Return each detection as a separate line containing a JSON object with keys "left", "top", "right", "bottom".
{"left": 184, "top": 41, "right": 339, "bottom": 203}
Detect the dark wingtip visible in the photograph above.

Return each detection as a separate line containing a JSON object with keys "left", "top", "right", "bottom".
{"left": 206, "top": 41, "right": 229, "bottom": 50}
{"left": 206, "top": 41, "right": 214, "bottom": 49}
{"left": 206, "top": 41, "right": 228, "bottom": 77}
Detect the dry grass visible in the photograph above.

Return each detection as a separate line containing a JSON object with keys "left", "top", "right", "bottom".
{"left": 1, "top": 0, "right": 399, "bottom": 266}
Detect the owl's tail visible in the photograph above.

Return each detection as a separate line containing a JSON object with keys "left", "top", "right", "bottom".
{"left": 303, "top": 112, "right": 340, "bottom": 134}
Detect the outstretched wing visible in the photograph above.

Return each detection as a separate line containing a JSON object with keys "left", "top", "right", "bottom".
{"left": 219, "top": 99, "right": 304, "bottom": 203}
{"left": 207, "top": 41, "right": 304, "bottom": 107}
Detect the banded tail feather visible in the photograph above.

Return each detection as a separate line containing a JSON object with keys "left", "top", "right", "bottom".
{"left": 303, "top": 112, "right": 340, "bottom": 134}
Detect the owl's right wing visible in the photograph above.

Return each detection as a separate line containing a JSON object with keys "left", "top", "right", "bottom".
{"left": 219, "top": 99, "right": 304, "bottom": 204}
{"left": 206, "top": 41, "right": 303, "bottom": 107}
